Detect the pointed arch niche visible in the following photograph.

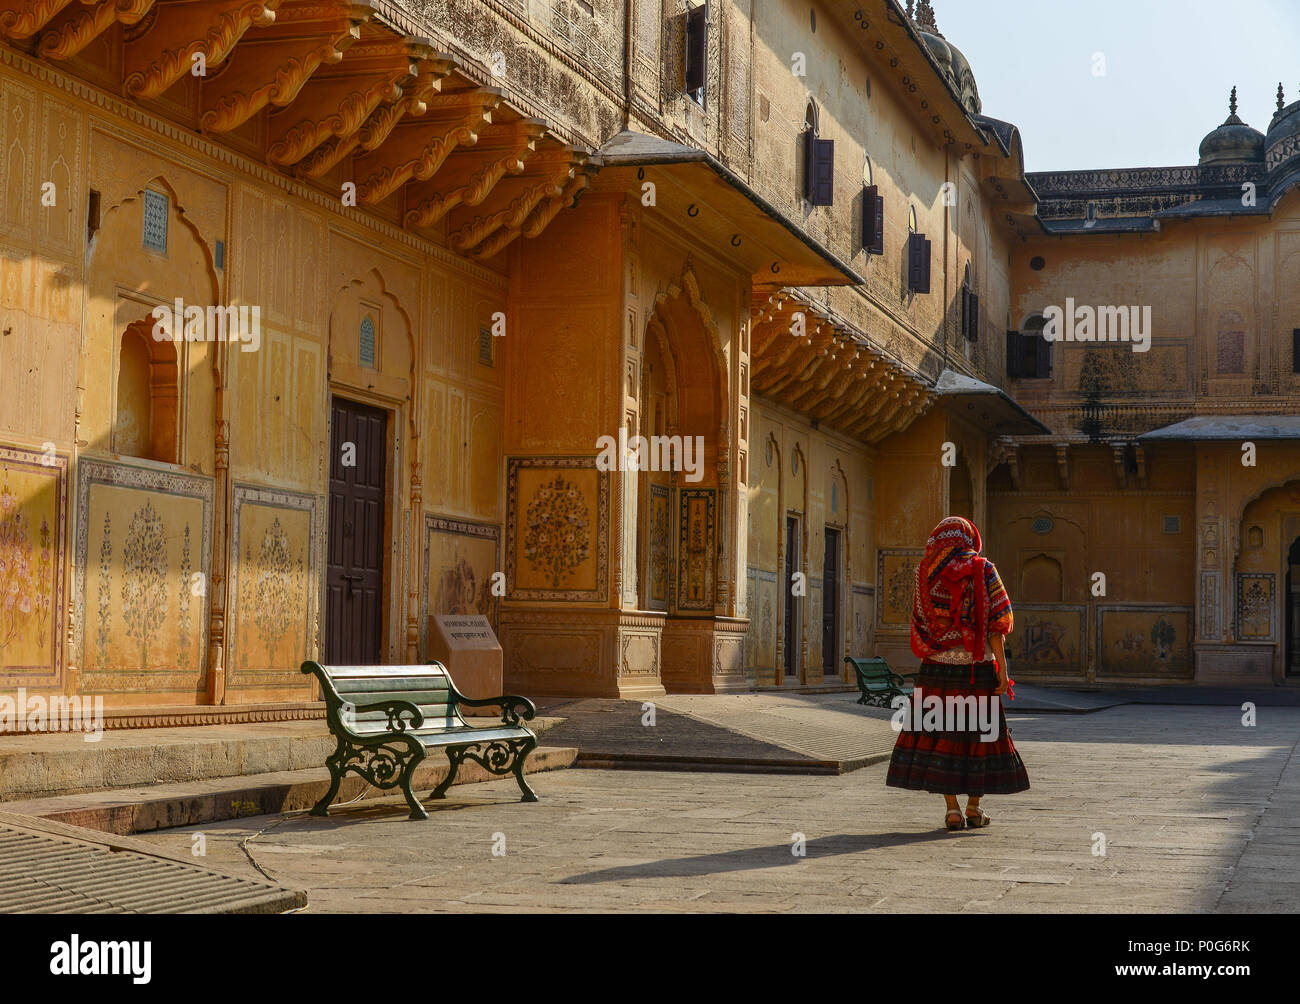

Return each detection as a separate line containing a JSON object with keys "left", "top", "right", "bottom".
{"left": 86, "top": 176, "right": 220, "bottom": 472}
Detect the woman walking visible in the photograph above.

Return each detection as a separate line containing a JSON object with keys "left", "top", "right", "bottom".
{"left": 886, "top": 516, "right": 1029, "bottom": 830}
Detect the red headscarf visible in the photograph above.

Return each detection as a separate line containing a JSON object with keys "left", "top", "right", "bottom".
{"left": 910, "top": 516, "right": 1014, "bottom": 694}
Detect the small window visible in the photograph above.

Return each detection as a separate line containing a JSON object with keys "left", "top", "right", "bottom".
{"left": 1292, "top": 329, "right": 1300, "bottom": 373}
{"left": 359, "top": 315, "right": 376, "bottom": 368}
{"left": 684, "top": 3, "right": 707, "bottom": 103}
{"left": 87, "top": 189, "right": 101, "bottom": 242}
{"left": 862, "top": 156, "right": 872, "bottom": 186}
{"left": 1007, "top": 315, "right": 1053, "bottom": 379}
{"left": 1162, "top": 515, "right": 1182, "bottom": 535}
{"left": 142, "top": 189, "right": 168, "bottom": 254}
{"left": 908, "top": 205, "right": 918, "bottom": 232}
{"left": 478, "top": 325, "right": 494, "bottom": 367}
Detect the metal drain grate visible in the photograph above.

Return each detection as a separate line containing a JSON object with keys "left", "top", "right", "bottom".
{"left": 0, "top": 823, "right": 306, "bottom": 914}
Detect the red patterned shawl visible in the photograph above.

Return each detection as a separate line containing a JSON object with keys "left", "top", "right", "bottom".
{"left": 910, "top": 516, "right": 1013, "bottom": 673}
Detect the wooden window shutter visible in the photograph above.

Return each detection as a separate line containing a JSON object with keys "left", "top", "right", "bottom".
{"left": 968, "top": 293, "right": 979, "bottom": 342}
{"left": 1293, "top": 329, "right": 1300, "bottom": 373}
{"left": 908, "top": 233, "right": 931, "bottom": 293}
{"left": 802, "top": 130, "right": 814, "bottom": 200}
{"left": 1006, "top": 331, "right": 1023, "bottom": 377}
{"left": 1035, "top": 333, "right": 1052, "bottom": 378}
{"left": 862, "top": 185, "right": 884, "bottom": 254}
{"left": 960, "top": 287, "right": 970, "bottom": 339}
{"left": 808, "top": 138, "right": 834, "bottom": 206}
{"left": 685, "top": 4, "right": 707, "bottom": 98}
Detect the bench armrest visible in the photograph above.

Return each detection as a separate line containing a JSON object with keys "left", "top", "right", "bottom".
{"left": 455, "top": 693, "right": 537, "bottom": 727}
{"left": 344, "top": 698, "right": 425, "bottom": 733}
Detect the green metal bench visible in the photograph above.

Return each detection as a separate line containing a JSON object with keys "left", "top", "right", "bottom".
{"left": 301, "top": 660, "right": 540, "bottom": 820}
{"left": 845, "top": 656, "right": 916, "bottom": 708}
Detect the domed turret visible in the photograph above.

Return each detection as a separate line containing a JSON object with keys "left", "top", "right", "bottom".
{"left": 909, "top": 0, "right": 982, "bottom": 116}
{"left": 1199, "top": 87, "right": 1264, "bottom": 165}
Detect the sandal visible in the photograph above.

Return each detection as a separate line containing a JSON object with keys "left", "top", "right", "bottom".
{"left": 965, "top": 807, "right": 992, "bottom": 828}
{"left": 944, "top": 809, "right": 964, "bottom": 831}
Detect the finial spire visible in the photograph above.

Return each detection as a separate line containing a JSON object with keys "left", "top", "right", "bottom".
{"left": 1279, "top": 82, "right": 1286, "bottom": 112}
{"left": 915, "top": 0, "right": 939, "bottom": 32}
{"left": 1229, "top": 86, "right": 1237, "bottom": 116}
{"left": 905, "top": 0, "right": 916, "bottom": 17}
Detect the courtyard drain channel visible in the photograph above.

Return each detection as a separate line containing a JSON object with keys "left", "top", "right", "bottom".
{"left": 0, "top": 820, "right": 306, "bottom": 913}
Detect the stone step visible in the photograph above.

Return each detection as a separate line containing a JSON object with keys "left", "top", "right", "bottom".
{"left": 0, "top": 716, "right": 561, "bottom": 802}
{"left": 1, "top": 745, "right": 577, "bottom": 835}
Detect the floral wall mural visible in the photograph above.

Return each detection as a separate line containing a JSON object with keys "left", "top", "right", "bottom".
{"left": 0, "top": 445, "right": 66, "bottom": 689}
{"left": 77, "top": 460, "right": 212, "bottom": 696}
{"left": 506, "top": 457, "right": 608, "bottom": 601}
{"left": 228, "top": 485, "right": 316, "bottom": 689}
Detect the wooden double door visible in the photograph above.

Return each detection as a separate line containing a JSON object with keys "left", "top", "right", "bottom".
{"left": 325, "top": 397, "right": 388, "bottom": 665}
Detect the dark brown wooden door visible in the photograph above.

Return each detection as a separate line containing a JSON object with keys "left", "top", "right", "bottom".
{"left": 784, "top": 516, "right": 799, "bottom": 683}
{"left": 822, "top": 527, "right": 841, "bottom": 677}
{"left": 326, "top": 398, "right": 387, "bottom": 665}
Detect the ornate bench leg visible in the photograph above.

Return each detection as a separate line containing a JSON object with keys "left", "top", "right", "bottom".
{"left": 514, "top": 737, "right": 539, "bottom": 803}
{"left": 310, "top": 750, "right": 345, "bottom": 816}
{"left": 400, "top": 752, "right": 428, "bottom": 821}
{"left": 430, "top": 748, "right": 462, "bottom": 800}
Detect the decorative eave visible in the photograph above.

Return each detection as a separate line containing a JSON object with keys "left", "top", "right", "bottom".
{"left": 933, "top": 368, "right": 1051, "bottom": 436}
{"left": 823, "top": 2, "right": 989, "bottom": 156}
{"left": 749, "top": 287, "right": 935, "bottom": 443}
{"left": 590, "top": 131, "right": 864, "bottom": 287}
{"left": 0, "top": 0, "right": 588, "bottom": 259}
{"left": 1138, "top": 416, "right": 1300, "bottom": 441}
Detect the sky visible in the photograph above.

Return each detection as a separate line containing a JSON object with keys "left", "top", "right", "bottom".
{"left": 932, "top": 0, "right": 1300, "bottom": 173}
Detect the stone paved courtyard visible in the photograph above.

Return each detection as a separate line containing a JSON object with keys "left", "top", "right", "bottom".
{"left": 134, "top": 703, "right": 1300, "bottom": 913}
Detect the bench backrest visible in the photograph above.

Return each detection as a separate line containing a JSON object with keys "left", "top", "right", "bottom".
{"left": 845, "top": 656, "right": 894, "bottom": 687}
{"left": 306, "top": 662, "right": 465, "bottom": 736}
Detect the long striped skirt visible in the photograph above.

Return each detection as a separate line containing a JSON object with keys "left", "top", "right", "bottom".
{"left": 885, "top": 659, "right": 1030, "bottom": 796}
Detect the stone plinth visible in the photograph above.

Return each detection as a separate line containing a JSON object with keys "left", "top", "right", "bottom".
{"left": 429, "top": 615, "right": 503, "bottom": 700}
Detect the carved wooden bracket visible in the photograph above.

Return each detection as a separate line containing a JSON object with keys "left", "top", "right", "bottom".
{"left": 1055, "top": 442, "right": 1070, "bottom": 489}
{"left": 35, "top": 0, "right": 156, "bottom": 61}
{"left": 352, "top": 86, "right": 501, "bottom": 204}
{"left": 199, "top": 2, "right": 371, "bottom": 133}
{"left": 443, "top": 142, "right": 582, "bottom": 252}
{"left": 266, "top": 36, "right": 429, "bottom": 165}
{"left": 296, "top": 53, "right": 454, "bottom": 178}
{"left": 122, "top": 0, "right": 282, "bottom": 100}
{"left": 403, "top": 115, "right": 546, "bottom": 228}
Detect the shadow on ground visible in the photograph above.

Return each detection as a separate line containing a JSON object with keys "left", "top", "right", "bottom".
{"left": 559, "top": 830, "right": 962, "bottom": 883}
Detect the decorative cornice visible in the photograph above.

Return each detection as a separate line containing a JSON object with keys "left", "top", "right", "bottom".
{"left": 0, "top": 44, "right": 506, "bottom": 286}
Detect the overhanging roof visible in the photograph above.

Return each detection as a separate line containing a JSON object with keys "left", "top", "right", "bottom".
{"left": 591, "top": 131, "right": 864, "bottom": 287}
{"left": 1139, "top": 416, "right": 1300, "bottom": 441}
{"left": 934, "top": 368, "right": 1051, "bottom": 435}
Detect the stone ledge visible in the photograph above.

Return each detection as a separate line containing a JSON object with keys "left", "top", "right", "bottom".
{"left": 1, "top": 745, "right": 578, "bottom": 835}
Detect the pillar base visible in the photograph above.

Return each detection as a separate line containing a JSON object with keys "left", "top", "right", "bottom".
{"left": 661, "top": 616, "right": 750, "bottom": 693}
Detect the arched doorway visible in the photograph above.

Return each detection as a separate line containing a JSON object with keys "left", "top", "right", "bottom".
{"left": 638, "top": 264, "right": 736, "bottom": 692}
{"left": 1288, "top": 537, "right": 1300, "bottom": 677}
